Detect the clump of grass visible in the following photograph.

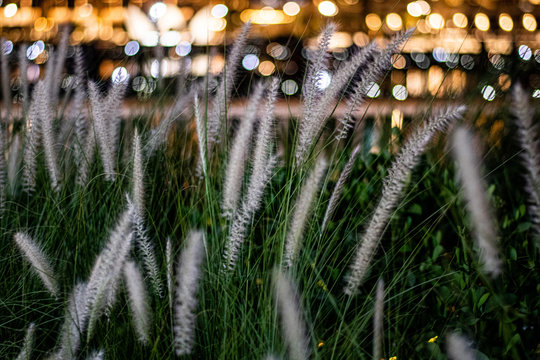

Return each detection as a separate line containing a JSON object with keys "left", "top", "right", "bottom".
{"left": 0, "top": 22, "right": 537, "bottom": 360}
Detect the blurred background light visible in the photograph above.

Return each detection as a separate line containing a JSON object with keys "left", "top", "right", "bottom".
{"left": 211, "top": 4, "right": 228, "bottom": 18}
{"left": 452, "top": 13, "right": 468, "bottom": 28}
{"left": 366, "top": 82, "right": 381, "bottom": 98}
{"left": 242, "top": 54, "right": 259, "bottom": 70}
{"left": 522, "top": 14, "right": 537, "bottom": 31}
{"left": 124, "top": 40, "right": 140, "bottom": 56}
{"left": 386, "top": 13, "right": 403, "bottom": 31}
{"left": 112, "top": 66, "right": 129, "bottom": 83}
{"left": 498, "top": 13, "right": 513, "bottom": 32}
{"left": 318, "top": 1, "right": 338, "bottom": 17}
{"left": 4, "top": 3, "right": 17, "bottom": 18}
{"left": 427, "top": 13, "right": 445, "bottom": 30}
{"left": 281, "top": 79, "right": 299, "bottom": 95}
{"left": 283, "top": 2, "right": 300, "bottom": 16}
{"left": 392, "top": 85, "right": 408, "bottom": 101}
{"left": 365, "top": 13, "right": 382, "bottom": 31}
{"left": 175, "top": 41, "right": 192, "bottom": 57}
{"left": 518, "top": 44, "right": 532, "bottom": 61}
{"left": 474, "top": 13, "right": 490, "bottom": 31}
{"left": 149, "top": 2, "right": 167, "bottom": 22}
{"left": 481, "top": 85, "right": 496, "bottom": 101}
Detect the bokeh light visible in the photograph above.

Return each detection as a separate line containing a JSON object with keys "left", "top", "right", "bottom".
{"left": 318, "top": 1, "right": 338, "bottom": 17}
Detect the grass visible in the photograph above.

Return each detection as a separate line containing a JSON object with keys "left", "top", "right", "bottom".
{"left": 0, "top": 26, "right": 539, "bottom": 360}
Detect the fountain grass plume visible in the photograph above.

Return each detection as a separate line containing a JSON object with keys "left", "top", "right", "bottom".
{"left": 36, "top": 80, "right": 61, "bottom": 192}
{"left": 222, "top": 79, "right": 279, "bottom": 271}
{"left": 249, "top": 78, "right": 279, "bottom": 192}
{"left": 132, "top": 129, "right": 145, "bottom": 214}
{"left": 132, "top": 130, "right": 161, "bottom": 297}
{"left": 321, "top": 144, "right": 360, "bottom": 232}
{"left": 311, "top": 42, "right": 378, "bottom": 136}
{"left": 15, "top": 322, "right": 35, "bottom": 360}
{"left": 446, "top": 333, "right": 476, "bottom": 360}
{"left": 373, "top": 279, "right": 384, "bottom": 360}
{"left": 76, "top": 120, "right": 96, "bottom": 187}
{"left": 84, "top": 203, "right": 134, "bottom": 341}
{"left": 194, "top": 93, "right": 207, "bottom": 178}
{"left": 511, "top": 83, "right": 540, "bottom": 241}
{"left": 296, "top": 22, "right": 335, "bottom": 165}
{"left": 174, "top": 230, "right": 206, "bottom": 356}
{"left": 85, "top": 349, "right": 105, "bottom": 360}
{"left": 105, "top": 77, "right": 128, "bottom": 156}
{"left": 223, "top": 154, "right": 277, "bottom": 271}
{"left": 283, "top": 154, "right": 328, "bottom": 269}
{"left": 273, "top": 269, "right": 311, "bottom": 360}
{"left": 344, "top": 105, "right": 465, "bottom": 295}
{"left": 124, "top": 260, "right": 152, "bottom": 344}
{"left": 55, "top": 283, "right": 87, "bottom": 360}
{"left": 166, "top": 237, "right": 173, "bottom": 310}
{"left": 88, "top": 81, "right": 116, "bottom": 181}
{"left": 18, "top": 44, "right": 29, "bottom": 116}
{"left": 337, "top": 28, "right": 414, "bottom": 141}
{"left": 7, "top": 132, "right": 21, "bottom": 195}
{"left": 22, "top": 85, "right": 42, "bottom": 193}
{"left": 14, "top": 232, "right": 59, "bottom": 297}
{"left": 207, "top": 21, "right": 251, "bottom": 152}
{"left": 222, "top": 81, "right": 265, "bottom": 217}
{"left": 51, "top": 26, "right": 69, "bottom": 108}
{"left": 70, "top": 46, "right": 88, "bottom": 167}
{"left": 452, "top": 126, "right": 502, "bottom": 278}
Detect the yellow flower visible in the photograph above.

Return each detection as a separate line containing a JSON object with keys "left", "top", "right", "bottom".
{"left": 389, "top": 357, "right": 397, "bottom": 360}
{"left": 428, "top": 336, "right": 438, "bottom": 343}
{"left": 318, "top": 341, "right": 324, "bottom": 348}
{"left": 317, "top": 280, "right": 328, "bottom": 291}
{"left": 255, "top": 278, "right": 263, "bottom": 285}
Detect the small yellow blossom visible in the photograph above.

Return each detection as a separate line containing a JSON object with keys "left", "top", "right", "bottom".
{"left": 428, "top": 336, "right": 438, "bottom": 343}
{"left": 255, "top": 278, "right": 263, "bottom": 285}
{"left": 317, "top": 280, "right": 328, "bottom": 291}
{"left": 389, "top": 357, "right": 397, "bottom": 360}
{"left": 318, "top": 341, "right": 324, "bottom": 348}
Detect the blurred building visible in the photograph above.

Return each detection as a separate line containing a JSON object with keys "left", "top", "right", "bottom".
{"left": 0, "top": 0, "right": 538, "bottom": 102}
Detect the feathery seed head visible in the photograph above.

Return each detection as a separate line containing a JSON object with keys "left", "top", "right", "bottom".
{"left": 174, "top": 230, "right": 206, "bottom": 356}
{"left": 14, "top": 232, "right": 59, "bottom": 297}
{"left": 273, "top": 269, "right": 311, "bottom": 360}
{"left": 124, "top": 260, "right": 152, "bottom": 344}
{"left": 344, "top": 106, "right": 465, "bottom": 295}
{"left": 452, "top": 126, "right": 502, "bottom": 278}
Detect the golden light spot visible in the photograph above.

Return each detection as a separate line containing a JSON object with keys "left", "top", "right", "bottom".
{"left": 474, "top": 13, "right": 490, "bottom": 31}
{"left": 428, "top": 335, "right": 438, "bottom": 343}
{"left": 318, "top": 341, "right": 324, "bottom": 348}
{"left": 385, "top": 13, "right": 403, "bottom": 31}
{"left": 498, "top": 13, "right": 513, "bottom": 32}
{"left": 389, "top": 357, "right": 397, "bottom": 360}
{"left": 427, "top": 13, "right": 445, "bottom": 30}
{"left": 523, "top": 13, "right": 537, "bottom": 31}
{"left": 452, "top": 13, "right": 468, "bottom": 28}
{"left": 366, "top": 13, "right": 382, "bottom": 31}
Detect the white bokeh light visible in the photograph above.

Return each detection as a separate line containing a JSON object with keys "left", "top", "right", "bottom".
{"left": 481, "top": 85, "right": 496, "bottom": 101}
{"left": 175, "top": 41, "right": 192, "bottom": 56}
{"left": 124, "top": 41, "right": 140, "bottom": 56}
{"left": 112, "top": 67, "right": 129, "bottom": 84}
{"left": 366, "top": 82, "right": 381, "bottom": 98}
{"left": 149, "top": 2, "right": 167, "bottom": 22}
{"left": 242, "top": 54, "right": 259, "bottom": 70}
